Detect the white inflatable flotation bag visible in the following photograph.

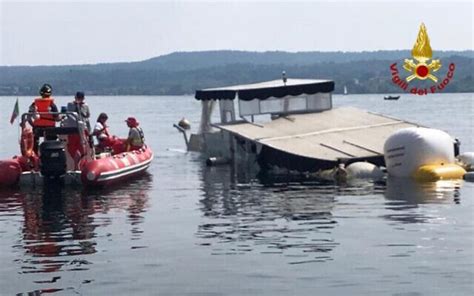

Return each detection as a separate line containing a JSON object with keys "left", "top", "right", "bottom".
{"left": 315, "top": 164, "right": 347, "bottom": 181}
{"left": 315, "top": 162, "right": 384, "bottom": 181}
{"left": 346, "top": 162, "right": 384, "bottom": 180}
{"left": 457, "top": 152, "right": 474, "bottom": 171}
{"left": 384, "top": 127, "right": 465, "bottom": 180}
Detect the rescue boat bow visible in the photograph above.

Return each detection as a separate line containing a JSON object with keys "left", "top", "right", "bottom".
{"left": 81, "top": 145, "right": 153, "bottom": 186}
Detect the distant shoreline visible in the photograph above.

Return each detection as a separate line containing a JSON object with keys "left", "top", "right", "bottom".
{"left": 1, "top": 50, "right": 473, "bottom": 96}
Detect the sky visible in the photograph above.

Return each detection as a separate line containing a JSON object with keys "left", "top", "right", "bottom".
{"left": 0, "top": 0, "right": 472, "bottom": 66}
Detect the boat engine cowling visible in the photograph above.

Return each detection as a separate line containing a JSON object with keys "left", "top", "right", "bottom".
{"left": 40, "top": 140, "right": 67, "bottom": 178}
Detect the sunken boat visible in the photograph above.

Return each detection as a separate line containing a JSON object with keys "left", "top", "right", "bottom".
{"left": 175, "top": 77, "right": 420, "bottom": 172}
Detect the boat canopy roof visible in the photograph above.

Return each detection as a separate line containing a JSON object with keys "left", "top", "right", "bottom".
{"left": 195, "top": 79, "right": 334, "bottom": 101}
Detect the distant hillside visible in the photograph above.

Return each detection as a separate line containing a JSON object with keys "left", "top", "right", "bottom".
{"left": 0, "top": 50, "right": 473, "bottom": 95}
{"left": 138, "top": 50, "right": 473, "bottom": 71}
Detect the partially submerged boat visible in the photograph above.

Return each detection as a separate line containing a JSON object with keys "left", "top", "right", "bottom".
{"left": 0, "top": 111, "right": 153, "bottom": 187}
{"left": 175, "top": 78, "right": 421, "bottom": 172}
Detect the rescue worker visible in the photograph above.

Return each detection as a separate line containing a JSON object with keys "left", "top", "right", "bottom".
{"left": 67, "top": 91, "right": 91, "bottom": 132}
{"left": 91, "top": 113, "right": 122, "bottom": 154}
{"left": 64, "top": 92, "right": 93, "bottom": 167}
{"left": 93, "top": 113, "right": 112, "bottom": 150}
{"left": 124, "top": 117, "right": 145, "bottom": 151}
{"left": 28, "top": 84, "right": 59, "bottom": 153}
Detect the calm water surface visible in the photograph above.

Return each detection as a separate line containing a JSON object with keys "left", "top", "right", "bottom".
{"left": 0, "top": 93, "right": 473, "bottom": 295}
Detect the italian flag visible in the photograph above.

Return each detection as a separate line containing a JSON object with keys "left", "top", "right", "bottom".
{"left": 10, "top": 98, "right": 19, "bottom": 124}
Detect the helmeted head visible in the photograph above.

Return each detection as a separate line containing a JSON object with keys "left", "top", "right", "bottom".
{"left": 97, "top": 112, "right": 108, "bottom": 123}
{"left": 39, "top": 84, "right": 52, "bottom": 97}
{"left": 125, "top": 117, "right": 139, "bottom": 127}
{"left": 75, "top": 91, "right": 85, "bottom": 102}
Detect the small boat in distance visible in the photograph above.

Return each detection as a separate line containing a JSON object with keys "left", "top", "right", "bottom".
{"left": 343, "top": 85, "right": 348, "bottom": 95}
{"left": 384, "top": 95, "right": 400, "bottom": 100}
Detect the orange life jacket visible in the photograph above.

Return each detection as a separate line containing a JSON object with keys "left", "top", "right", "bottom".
{"left": 33, "top": 97, "right": 55, "bottom": 127}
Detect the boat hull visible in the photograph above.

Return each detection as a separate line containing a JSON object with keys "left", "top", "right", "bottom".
{"left": 0, "top": 159, "right": 22, "bottom": 186}
{"left": 18, "top": 171, "right": 82, "bottom": 187}
{"left": 81, "top": 146, "right": 153, "bottom": 187}
{"left": 215, "top": 107, "right": 418, "bottom": 173}
{"left": 257, "top": 145, "right": 385, "bottom": 172}
{"left": 1, "top": 146, "right": 153, "bottom": 188}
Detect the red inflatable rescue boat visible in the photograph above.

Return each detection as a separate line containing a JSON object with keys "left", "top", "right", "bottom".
{"left": 0, "top": 111, "right": 153, "bottom": 187}
{"left": 81, "top": 146, "right": 153, "bottom": 186}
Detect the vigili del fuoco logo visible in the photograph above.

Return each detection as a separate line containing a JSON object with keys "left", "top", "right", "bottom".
{"left": 390, "top": 23, "right": 455, "bottom": 95}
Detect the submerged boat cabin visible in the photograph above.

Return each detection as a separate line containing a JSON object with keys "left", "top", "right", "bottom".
{"left": 195, "top": 78, "right": 334, "bottom": 124}
{"left": 187, "top": 78, "right": 419, "bottom": 172}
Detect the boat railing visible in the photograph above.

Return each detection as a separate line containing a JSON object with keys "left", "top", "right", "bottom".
{"left": 20, "top": 111, "right": 91, "bottom": 156}
{"left": 20, "top": 111, "right": 88, "bottom": 136}
{"left": 21, "top": 111, "right": 82, "bottom": 127}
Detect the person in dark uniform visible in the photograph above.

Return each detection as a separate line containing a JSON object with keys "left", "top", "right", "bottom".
{"left": 67, "top": 91, "right": 91, "bottom": 132}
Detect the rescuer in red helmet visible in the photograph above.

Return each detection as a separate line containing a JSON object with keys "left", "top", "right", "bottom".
{"left": 124, "top": 117, "right": 145, "bottom": 151}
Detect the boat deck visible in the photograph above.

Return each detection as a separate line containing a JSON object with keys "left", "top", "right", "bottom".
{"left": 215, "top": 107, "right": 420, "bottom": 162}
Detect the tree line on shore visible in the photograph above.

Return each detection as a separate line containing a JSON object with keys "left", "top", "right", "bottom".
{"left": 0, "top": 50, "right": 472, "bottom": 96}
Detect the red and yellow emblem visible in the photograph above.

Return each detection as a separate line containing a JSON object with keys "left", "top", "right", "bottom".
{"left": 403, "top": 23, "right": 441, "bottom": 82}
{"left": 390, "top": 23, "right": 455, "bottom": 95}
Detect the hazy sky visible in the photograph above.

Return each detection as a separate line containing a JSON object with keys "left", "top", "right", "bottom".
{"left": 0, "top": 0, "right": 472, "bottom": 66}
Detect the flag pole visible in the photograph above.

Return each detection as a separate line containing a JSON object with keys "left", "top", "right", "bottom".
{"left": 17, "top": 97, "right": 20, "bottom": 145}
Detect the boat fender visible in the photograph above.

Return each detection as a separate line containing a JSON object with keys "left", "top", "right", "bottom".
{"left": 206, "top": 157, "right": 229, "bottom": 166}
{"left": 178, "top": 118, "right": 191, "bottom": 130}
{"left": 314, "top": 164, "right": 347, "bottom": 182}
{"left": 457, "top": 152, "right": 474, "bottom": 171}
{"left": 413, "top": 163, "right": 466, "bottom": 181}
{"left": 464, "top": 171, "right": 474, "bottom": 182}
{"left": 333, "top": 164, "right": 347, "bottom": 182}
{"left": 346, "top": 162, "right": 384, "bottom": 180}
{"left": 20, "top": 127, "right": 35, "bottom": 158}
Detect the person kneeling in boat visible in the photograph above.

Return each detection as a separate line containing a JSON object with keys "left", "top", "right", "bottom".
{"left": 124, "top": 117, "right": 145, "bottom": 151}
{"left": 93, "top": 113, "right": 119, "bottom": 153}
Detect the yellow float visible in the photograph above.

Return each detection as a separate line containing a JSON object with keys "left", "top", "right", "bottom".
{"left": 413, "top": 163, "right": 466, "bottom": 182}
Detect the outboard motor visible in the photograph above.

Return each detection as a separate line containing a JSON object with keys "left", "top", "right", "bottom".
{"left": 39, "top": 140, "right": 67, "bottom": 179}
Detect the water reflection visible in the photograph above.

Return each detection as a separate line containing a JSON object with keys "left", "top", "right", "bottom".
{"left": 197, "top": 163, "right": 468, "bottom": 264}
{"left": 0, "top": 174, "right": 152, "bottom": 294}
{"left": 383, "top": 177, "right": 462, "bottom": 224}
{"left": 21, "top": 186, "right": 96, "bottom": 274}
{"left": 197, "top": 165, "right": 343, "bottom": 264}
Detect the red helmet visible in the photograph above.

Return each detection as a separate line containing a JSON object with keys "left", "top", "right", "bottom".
{"left": 125, "top": 117, "right": 139, "bottom": 127}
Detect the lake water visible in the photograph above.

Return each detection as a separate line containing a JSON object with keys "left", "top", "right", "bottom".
{"left": 0, "top": 93, "right": 473, "bottom": 295}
